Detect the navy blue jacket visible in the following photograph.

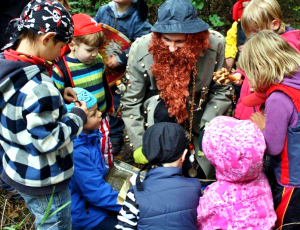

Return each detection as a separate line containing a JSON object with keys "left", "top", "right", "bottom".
{"left": 69, "top": 130, "right": 121, "bottom": 229}
{"left": 94, "top": 3, "right": 151, "bottom": 66}
{"left": 133, "top": 167, "right": 202, "bottom": 230}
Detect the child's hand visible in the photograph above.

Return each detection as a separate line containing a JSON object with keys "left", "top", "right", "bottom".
{"left": 226, "top": 58, "right": 235, "bottom": 72}
{"left": 107, "top": 56, "right": 120, "bottom": 69}
{"left": 64, "top": 87, "right": 78, "bottom": 103}
{"left": 75, "top": 101, "right": 89, "bottom": 116}
{"left": 232, "top": 73, "right": 243, "bottom": 86}
{"left": 249, "top": 112, "right": 266, "bottom": 131}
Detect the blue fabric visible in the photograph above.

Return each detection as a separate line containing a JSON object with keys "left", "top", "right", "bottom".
{"left": 94, "top": 2, "right": 151, "bottom": 66}
{"left": 19, "top": 187, "right": 72, "bottom": 230}
{"left": 66, "top": 87, "right": 97, "bottom": 113}
{"left": 69, "top": 130, "right": 121, "bottom": 230}
{"left": 151, "top": 0, "right": 210, "bottom": 34}
{"left": 132, "top": 167, "right": 202, "bottom": 230}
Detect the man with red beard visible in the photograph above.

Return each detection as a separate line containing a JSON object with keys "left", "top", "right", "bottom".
{"left": 121, "top": 0, "right": 234, "bottom": 179}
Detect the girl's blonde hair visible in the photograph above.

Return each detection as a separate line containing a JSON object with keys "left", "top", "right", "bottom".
{"left": 241, "top": 0, "right": 285, "bottom": 37}
{"left": 238, "top": 30, "right": 300, "bottom": 92}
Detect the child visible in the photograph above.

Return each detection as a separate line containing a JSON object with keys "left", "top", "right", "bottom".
{"left": 225, "top": 0, "right": 250, "bottom": 105}
{"left": 232, "top": 0, "right": 300, "bottom": 120}
{"left": 52, "top": 13, "right": 114, "bottom": 167}
{"left": 238, "top": 30, "right": 300, "bottom": 229}
{"left": 66, "top": 88, "right": 121, "bottom": 230}
{"left": 114, "top": 122, "right": 202, "bottom": 230}
{"left": 0, "top": 1, "right": 88, "bottom": 229}
{"left": 197, "top": 116, "right": 276, "bottom": 229}
{"left": 225, "top": 0, "right": 250, "bottom": 72}
{"left": 95, "top": 0, "right": 152, "bottom": 155}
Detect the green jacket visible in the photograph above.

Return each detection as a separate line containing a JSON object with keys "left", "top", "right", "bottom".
{"left": 121, "top": 31, "right": 233, "bottom": 154}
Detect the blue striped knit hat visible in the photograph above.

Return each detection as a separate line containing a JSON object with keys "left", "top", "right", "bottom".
{"left": 66, "top": 88, "right": 97, "bottom": 112}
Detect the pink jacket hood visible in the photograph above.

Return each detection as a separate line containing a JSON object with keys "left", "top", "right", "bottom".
{"left": 202, "top": 116, "right": 265, "bottom": 182}
{"left": 197, "top": 116, "right": 276, "bottom": 229}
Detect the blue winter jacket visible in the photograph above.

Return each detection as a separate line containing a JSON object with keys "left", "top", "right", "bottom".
{"left": 94, "top": 2, "right": 151, "bottom": 66}
{"left": 69, "top": 130, "right": 121, "bottom": 230}
{"left": 133, "top": 167, "right": 202, "bottom": 230}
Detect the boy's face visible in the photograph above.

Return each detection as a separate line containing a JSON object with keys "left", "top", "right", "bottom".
{"left": 69, "top": 42, "right": 99, "bottom": 65}
{"left": 83, "top": 103, "right": 102, "bottom": 133}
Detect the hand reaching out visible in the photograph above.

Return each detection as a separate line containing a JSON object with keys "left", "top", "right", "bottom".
{"left": 249, "top": 112, "right": 266, "bottom": 131}
{"left": 63, "top": 87, "right": 78, "bottom": 103}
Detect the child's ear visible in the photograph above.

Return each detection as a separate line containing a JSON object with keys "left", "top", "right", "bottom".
{"left": 68, "top": 40, "right": 76, "bottom": 51}
{"left": 41, "top": 32, "right": 56, "bottom": 46}
{"left": 181, "top": 149, "right": 188, "bottom": 163}
{"left": 270, "top": 19, "right": 281, "bottom": 31}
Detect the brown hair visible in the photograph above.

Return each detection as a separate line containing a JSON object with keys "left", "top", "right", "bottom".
{"left": 149, "top": 31, "right": 210, "bottom": 123}
{"left": 15, "top": 28, "right": 60, "bottom": 48}
{"left": 73, "top": 31, "right": 104, "bottom": 47}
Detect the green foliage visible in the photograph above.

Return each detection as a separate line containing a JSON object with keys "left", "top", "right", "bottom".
{"left": 68, "top": 0, "right": 300, "bottom": 34}
{"left": 209, "top": 14, "right": 225, "bottom": 27}
{"left": 2, "top": 214, "right": 31, "bottom": 230}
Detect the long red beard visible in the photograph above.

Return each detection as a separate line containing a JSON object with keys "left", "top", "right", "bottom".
{"left": 148, "top": 31, "right": 210, "bottom": 124}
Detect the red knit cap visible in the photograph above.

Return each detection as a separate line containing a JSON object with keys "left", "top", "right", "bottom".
{"left": 232, "top": 0, "right": 251, "bottom": 22}
{"left": 72, "top": 13, "right": 102, "bottom": 37}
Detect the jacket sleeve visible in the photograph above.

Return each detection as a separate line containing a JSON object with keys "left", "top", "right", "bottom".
{"left": 118, "top": 20, "right": 152, "bottom": 66}
{"left": 24, "top": 80, "right": 84, "bottom": 153}
{"left": 72, "top": 146, "right": 121, "bottom": 212}
{"left": 225, "top": 21, "right": 238, "bottom": 59}
{"left": 114, "top": 187, "right": 139, "bottom": 229}
{"left": 200, "top": 35, "right": 233, "bottom": 128}
{"left": 120, "top": 40, "right": 147, "bottom": 150}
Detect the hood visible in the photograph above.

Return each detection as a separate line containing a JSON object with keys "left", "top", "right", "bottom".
{"left": 73, "top": 129, "right": 102, "bottom": 147}
{"left": 281, "top": 29, "right": 300, "bottom": 54}
{"left": 0, "top": 53, "right": 43, "bottom": 110}
{"left": 281, "top": 68, "right": 300, "bottom": 91}
{"left": 202, "top": 116, "right": 266, "bottom": 183}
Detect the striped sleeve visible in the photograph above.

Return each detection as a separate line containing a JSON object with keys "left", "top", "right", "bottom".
{"left": 52, "top": 65, "right": 65, "bottom": 89}
{"left": 114, "top": 188, "right": 139, "bottom": 230}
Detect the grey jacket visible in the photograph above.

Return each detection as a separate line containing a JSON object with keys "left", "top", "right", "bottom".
{"left": 121, "top": 31, "right": 233, "bottom": 152}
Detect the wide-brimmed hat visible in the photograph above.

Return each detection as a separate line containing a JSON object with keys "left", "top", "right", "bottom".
{"left": 151, "top": 0, "right": 210, "bottom": 34}
{"left": 242, "top": 92, "right": 266, "bottom": 107}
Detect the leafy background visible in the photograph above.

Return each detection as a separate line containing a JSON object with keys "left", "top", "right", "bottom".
{"left": 1, "top": 0, "right": 300, "bottom": 228}
{"left": 69, "top": 0, "right": 300, "bottom": 35}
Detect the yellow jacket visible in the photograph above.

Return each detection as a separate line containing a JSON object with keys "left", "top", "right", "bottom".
{"left": 225, "top": 21, "right": 238, "bottom": 59}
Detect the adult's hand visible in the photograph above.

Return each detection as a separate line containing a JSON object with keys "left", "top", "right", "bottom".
{"left": 249, "top": 112, "right": 266, "bottom": 131}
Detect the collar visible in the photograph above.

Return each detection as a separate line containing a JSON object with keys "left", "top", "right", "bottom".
{"left": 4, "top": 49, "right": 53, "bottom": 75}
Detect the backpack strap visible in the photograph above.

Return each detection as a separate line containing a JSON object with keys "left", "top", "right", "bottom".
{"left": 267, "top": 84, "right": 300, "bottom": 112}
{"left": 54, "top": 56, "right": 74, "bottom": 88}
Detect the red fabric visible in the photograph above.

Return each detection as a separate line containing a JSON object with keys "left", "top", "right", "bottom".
{"left": 232, "top": 0, "right": 251, "bottom": 22}
{"left": 4, "top": 49, "right": 53, "bottom": 75}
{"left": 72, "top": 13, "right": 102, "bottom": 37}
{"left": 266, "top": 84, "right": 300, "bottom": 186}
{"left": 242, "top": 92, "right": 266, "bottom": 107}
